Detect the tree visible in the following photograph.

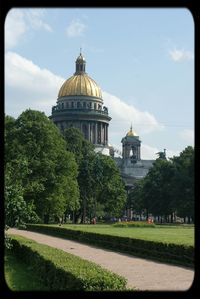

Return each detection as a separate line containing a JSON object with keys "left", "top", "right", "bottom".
{"left": 91, "top": 154, "right": 127, "bottom": 218}
{"left": 170, "top": 146, "right": 194, "bottom": 222}
{"left": 63, "top": 128, "right": 127, "bottom": 222}
{"left": 127, "top": 180, "right": 145, "bottom": 219}
{"left": 63, "top": 127, "right": 95, "bottom": 223}
{"left": 141, "top": 159, "right": 176, "bottom": 222}
{"left": 5, "top": 115, "right": 38, "bottom": 227}
{"left": 5, "top": 110, "right": 80, "bottom": 224}
{"left": 5, "top": 161, "right": 39, "bottom": 227}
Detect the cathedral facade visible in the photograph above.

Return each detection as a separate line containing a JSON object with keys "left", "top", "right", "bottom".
{"left": 50, "top": 52, "right": 111, "bottom": 155}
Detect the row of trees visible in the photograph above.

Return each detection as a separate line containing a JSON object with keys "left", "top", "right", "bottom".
{"left": 5, "top": 109, "right": 127, "bottom": 226}
{"left": 127, "top": 146, "right": 194, "bottom": 223}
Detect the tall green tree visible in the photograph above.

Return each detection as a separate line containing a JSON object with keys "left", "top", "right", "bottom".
{"left": 63, "top": 128, "right": 127, "bottom": 222}
{"left": 63, "top": 127, "right": 95, "bottom": 222}
{"left": 92, "top": 154, "right": 127, "bottom": 218}
{"left": 127, "top": 180, "right": 145, "bottom": 219}
{"left": 141, "top": 159, "right": 176, "bottom": 221}
{"left": 5, "top": 115, "right": 38, "bottom": 227}
{"left": 170, "top": 146, "right": 194, "bottom": 222}
{"left": 5, "top": 110, "right": 80, "bottom": 224}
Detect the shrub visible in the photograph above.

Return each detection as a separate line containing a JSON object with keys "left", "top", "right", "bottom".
{"left": 9, "top": 235, "right": 127, "bottom": 291}
{"left": 26, "top": 224, "right": 194, "bottom": 268}
{"left": 113, "top": 221, "right": 156, "bottom": 228}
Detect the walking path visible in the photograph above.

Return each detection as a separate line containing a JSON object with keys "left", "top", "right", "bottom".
{"left": 8, "top": 228, "right": 194, "bottom": 291}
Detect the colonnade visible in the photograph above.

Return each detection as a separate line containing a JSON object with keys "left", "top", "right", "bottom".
{"left": 81, "top": 121, "right": 108, "bottom": 145}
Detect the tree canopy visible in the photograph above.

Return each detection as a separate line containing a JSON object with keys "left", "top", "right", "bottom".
{"left": 128, "top": 146, "right": 194, "bottom": 223}
{"left": 5, "top": 110, "right": 79, "bottom": 225}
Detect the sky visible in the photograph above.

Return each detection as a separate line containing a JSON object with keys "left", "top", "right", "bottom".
{"left": 4, "top": 8, "right": 194, "bottom": 159}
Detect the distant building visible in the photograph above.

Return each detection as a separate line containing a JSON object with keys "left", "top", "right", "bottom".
{"left": 113, "top": 125, "right": 154, "bottom": 190}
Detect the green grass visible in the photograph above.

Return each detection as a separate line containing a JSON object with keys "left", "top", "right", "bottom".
{"left": 48, "top": 224, "right": 194, "bottom": 246}
{"left": 4, "top": 252, "right": 49, "bottom": 291}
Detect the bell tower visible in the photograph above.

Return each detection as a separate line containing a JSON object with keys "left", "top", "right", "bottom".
{"left": 121, "top": 125, "right": 141, "bottom": 163}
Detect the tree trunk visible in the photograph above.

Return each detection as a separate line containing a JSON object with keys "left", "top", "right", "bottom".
{"left": 171, "top": 212, "right": 174, "bottom": 223}
{"left": 82, "top": 196, "right": 87, "bottom": 224}
{"left": 44, "top": 214, "right": 49, "bottom": 224}
{"left": 146, "top": 209, "right": 149, "bottom": 221}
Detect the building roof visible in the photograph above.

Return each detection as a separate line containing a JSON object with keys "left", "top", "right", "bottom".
{"left": 58, "top": 74, "right": 102, "bottom": 99}
{"left": 126, "top": 124, "right": 138, "bottom": 137}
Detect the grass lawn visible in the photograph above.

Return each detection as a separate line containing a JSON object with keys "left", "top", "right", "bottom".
{"left": 4, "top": 252, "right": 48, "bottom": 291}
{"left": 49, "top": 224, "right": 194, "bottom": 246}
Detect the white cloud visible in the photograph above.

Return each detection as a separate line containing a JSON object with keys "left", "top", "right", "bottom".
{"left": 169, "top": 48, "right": 194, "bottom": 62}
{"left": 103, "top": 91, "right": 164, "bottom": 136}
{"left": 180, "top": 129, "right": 194, "bottom": 144}
{"left": 5, "top": 8, "right": 52, "bottom": 50}
{"left": 5, "top": 9, "right": 27, "bottom": 49}
{"left": 25, "top": 9, "right": 53, "bottom": 32}
{"left": 141, "top": 144, "right": 159, "bottom": 160}
{"left": 5, "top": 51, "right": 64, "bottom": 117}
{"left": 66, "top": 19, "right": 86, "bottom": 37}
{"left": 141, "top": 144, "right": 180, "bottom": 160}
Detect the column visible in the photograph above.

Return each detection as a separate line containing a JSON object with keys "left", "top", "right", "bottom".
{"left": 87, "top": 122, "right": 90, "bottom": 141}
{"left": 101, "top": 123, "right": 103, "bottom": 145}
{"left": 106, "top": 124, "right": 108, "bottom": 145}
{"left": 95, "top": 122, "right": 98, "bottom": 144}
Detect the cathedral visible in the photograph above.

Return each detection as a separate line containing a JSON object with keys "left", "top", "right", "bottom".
{"left": 50, "top": 51, "right": 155, "bottom": 188}
{"left": 50, "top": 51, "right": 111, "bottom": 155}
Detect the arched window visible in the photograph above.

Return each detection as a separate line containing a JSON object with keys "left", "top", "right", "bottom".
{"left": 71, "top": 102, "right": 74, "bottom": 108}
{"left": 94, "top": 103, "right": 97, "bottom": 110}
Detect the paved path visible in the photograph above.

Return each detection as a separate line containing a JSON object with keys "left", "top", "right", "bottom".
{"left": 8, "top": 228, "right": 194, "bottom": 291}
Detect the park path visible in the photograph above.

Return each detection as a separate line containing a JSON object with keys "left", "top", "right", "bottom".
{"left": 8, "top": 228, "right": 194, "bottom": 291}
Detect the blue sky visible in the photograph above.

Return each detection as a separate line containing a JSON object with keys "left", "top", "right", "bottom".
{"left": 5, "top": 8, "right": 194, "bottom": 159}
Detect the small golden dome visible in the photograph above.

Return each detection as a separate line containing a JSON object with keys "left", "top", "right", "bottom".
{"left": 126, "top": 125, "right": 137, "bottom": 137}
{"left": 58, "top": 74, "right": 102, "bottom": 99}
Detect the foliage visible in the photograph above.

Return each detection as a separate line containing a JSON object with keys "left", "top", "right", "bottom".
{"left": 113, "top": 221, "right": 156, "bottom": 228}
{"left": 63, "top": 128, "right": 127, "bottom": 222}
{"left": 128, "top": 146, "right": 194, "bottom": 223}
{"left": 46, "top": 223, "right": 194, "bottom": 246}
{"left": 170, "top": 146, "right": 194, "bottom": 220}
{"left": 5, "top": 162, "right": 39, "bottom": 227}
{"left": 5, "top": 110, "right": 80, "bottom": 224}
{"left": 9, "top": 235, "right": 127, "bottom": 291}
{"left": 25, "top": 224, "right": 194, "bottom": 267}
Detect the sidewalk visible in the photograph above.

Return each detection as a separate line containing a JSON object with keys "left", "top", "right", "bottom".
{"left": 7, "top": 228, "right": 194, "bottom": 291}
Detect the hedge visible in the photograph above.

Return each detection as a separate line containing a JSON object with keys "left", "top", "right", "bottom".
{"left": 113, "top": 221, "right": 156, "bottom": 228}
{"left": 9, "top": 235, "right": 127, "bottom": 291}
{"left": 25, "top": 224, "right": 194, "bottom": 268}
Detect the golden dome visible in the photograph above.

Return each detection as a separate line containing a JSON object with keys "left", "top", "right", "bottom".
{"left": 126, "top": 125, "right": 137, "bottom": 137}
{"left": 58, "top": 74, "right": 102, "bottom": 99}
